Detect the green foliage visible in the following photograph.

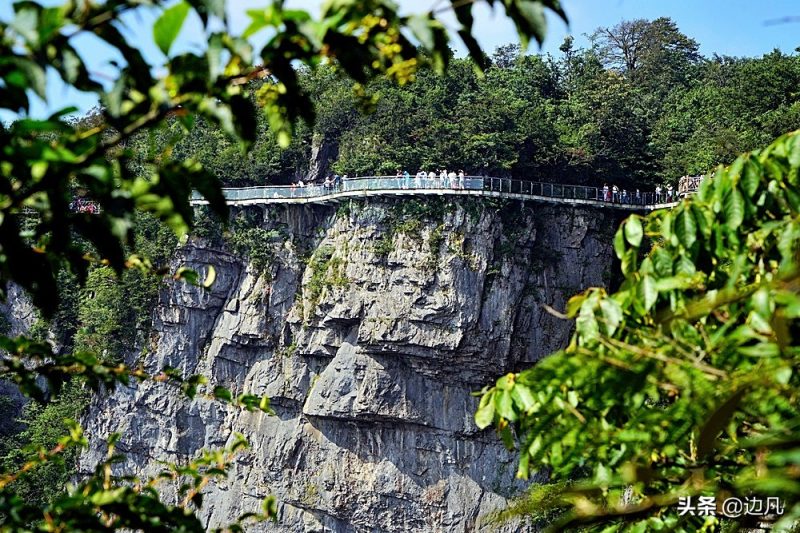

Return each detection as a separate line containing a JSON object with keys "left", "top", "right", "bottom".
{"left": 0, "top": 430, "right": 277, "bottom": 531}
{"left": 74, "top": 267, "right": 126, "bottom": 359}
{"left": 153, "top": 1, "right": 191, "bottom": 55}
{"left": 372, "top": 199, "right": 451, "bottom": 260}
{"left": 0, "top": 382, "right": 89, "bottom": 508}
{"left": 372, "top": 234, "right": 395, "bottom": 258}
{"left": 228, "top": 211, "right": 280, "bottom": 273}
{"left": 476, "top": 131, "right": 800, "bottom": 530}
{"left": 302, "top": 245, "right": 348, "bottom": 320}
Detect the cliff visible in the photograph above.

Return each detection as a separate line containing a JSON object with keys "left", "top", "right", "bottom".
{"left": 78, "top": 198, "right": 624, "bottom": 531}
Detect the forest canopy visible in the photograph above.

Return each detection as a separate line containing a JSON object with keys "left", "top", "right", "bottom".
{"left": 140, "top": 17, "right": 800, "bottom": 191}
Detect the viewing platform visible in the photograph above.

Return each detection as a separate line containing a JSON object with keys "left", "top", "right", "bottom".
{"left": 191, "top": 176, "right": 702, "bottom": 211}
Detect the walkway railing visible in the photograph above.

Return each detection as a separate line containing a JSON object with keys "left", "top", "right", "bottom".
{"left": 191, "top": 176, "right": 698, "bottom": 209}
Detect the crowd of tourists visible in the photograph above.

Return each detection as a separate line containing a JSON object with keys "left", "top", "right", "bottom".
{"left": 290, "top": 169, "right": 468, "bottom": 191}
{"left": 399, "top": 169, "right": 467, "bottom": 189}
{"left": 291, "top": 174, "right": 346, "bottom": 190}
{"left": 600, "top": 183, "right": 677, "bottom": 204}
{"left": 286, "top": 173, "right": 680, "bottom": 205}
{"left": 69, "top": 198, "right": 100, "bottom": 213}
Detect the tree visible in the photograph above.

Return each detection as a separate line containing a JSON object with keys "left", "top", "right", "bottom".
{"left": 477, "top": 131, "right": 800, "bottom": 531}
{"left": 0, "top": 0, "right": 568, "bottom": 529}
{"left": 592, "top": 18, "right": 700, "bottom": 92}
{"left": 651, "top": 51, "right": 800, "bottom": 181}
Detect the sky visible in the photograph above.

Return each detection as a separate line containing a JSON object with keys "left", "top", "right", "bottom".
{"left": 2, "top": 0, "right": 799, "bottom": 121}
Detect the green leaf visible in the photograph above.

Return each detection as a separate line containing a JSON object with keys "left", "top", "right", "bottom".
{"left": 724, "top": 187, "right": 745, "bottom": 228}
{"left": 623, "top": 216, "right": 643, "bottom": 248}
{"left": 651, "top": 247, "right": 673, "bottom": 277}
{"left": 505, "top": 0, "right": 548, "bottom": 49}
{"left": 452, "top": 1, "right": 486, "bottom": 71}
{"left": 154, "top": 1, "right": 191, "bottom": 56}
{"left": 517, "top": 448, "right": 530, "bottom": 479}
{"left": 741, "top": 158, "right": 761, "bottom": 197}
{"left": 213, "top": 386, "right": 233, "bottom": 402}
{"left": 475, "top": 399, "right": 495, "bottom": 429}
{"left": 599, "top": 298, "right": 622, "bottom": 336}
{"left": 495, "top": 390, "right": 517, "bottom": 421}
{"left": 11, "top": 4, "right": 39, "bottom": 44}
{"left": 258, "top": 395, "right": 273, "bottom": 413}
{"left": 15, "top": 58, "right": 47, "bottom": 100}
{"left": 511, "top": 384, "right": 536, "bottom": 412}
{"left": 613, "top": 227, "right": 626, "bottom": 260}
{"left": 674, "top": 208, "right": 697, "bottom": 250}
{"left": 576, "top": 298, "right": 600, "bottom": 341}
{"left": 175, "top": 266, "right": 199, "bottom": 285}
{"left": 405, "top": 14, "right": 449, "bottom": 72}
{"left": 640, "top": 275, "right": 658, "bottom": 312}
{"left": 407, "top": 15, "right": 436, "bottom": 50}
{"left": 496, "top": 373, "right": 515, "bottom": 391}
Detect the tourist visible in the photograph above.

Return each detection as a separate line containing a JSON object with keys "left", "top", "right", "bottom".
{"left": 427, "top": 170, "right": 436, "bottom": 188}
{"left": 622, "top": 189, "right": 628, "bottom": 204}
{"left": 612, "top": 184, "right": 619, "bottom": 203}
{"left": 635, "top": 189, "right": 641, "bottom": 204}
{"left": 655, "top": 184, "right": 662, "bottom": 202}
{"left": 602, "top": 183, "right": 609, "bottom": 201}
{"left": 458, "top": 169, "right": 465, "bottom": 190}
{"left": 403, "top": 170, "right": 411, "bottom": 189}
{"left": 448, "top": 169, "right": 457, "bottom": 189}
{"left": 439, "top": 168, "right": 447, "bottom": 188}
{"left": 324, "top": 175, "right": 333, "bottom": 190}
{"left": 667, "top": 184, "right": 674, "bottom": 202}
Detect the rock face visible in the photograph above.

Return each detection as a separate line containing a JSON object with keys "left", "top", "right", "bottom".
{"left": 0, "top": 283, "right": 38, "bottom": 437}
{"left": 79, "top": 198, "right": 624, "bottom": 531}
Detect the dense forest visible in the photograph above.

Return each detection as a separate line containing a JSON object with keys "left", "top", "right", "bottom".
{"left": 135, "top": 17, "right": 800, "bottom": 191}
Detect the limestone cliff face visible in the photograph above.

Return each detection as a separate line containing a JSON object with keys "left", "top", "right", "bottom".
{"left": 0, "top": 283, "right": 37, "bottom": 437}
{"left": 79, "top": 198, "right": 623, "bottom": 531}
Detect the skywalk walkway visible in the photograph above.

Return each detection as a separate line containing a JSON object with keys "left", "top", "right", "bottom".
{"left": 190, "top": 176, "right": 692, "bottom": 211}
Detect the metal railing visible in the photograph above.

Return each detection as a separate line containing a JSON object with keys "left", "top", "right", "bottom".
{"left": 191, "top": 175, "right": 701, "bottom": 207}
{"left": 678, "top": 175, "right": 704, "bottom": 196}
